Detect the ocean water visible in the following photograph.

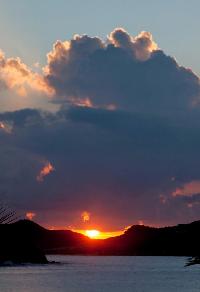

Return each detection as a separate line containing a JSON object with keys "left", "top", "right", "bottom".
{"left": 0, "top": 256, "right": 199, "bottom": 292}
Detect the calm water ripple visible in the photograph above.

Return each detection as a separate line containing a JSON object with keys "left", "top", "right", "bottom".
{"left": 0, "top": 256, "right": 199, "bottom": 292}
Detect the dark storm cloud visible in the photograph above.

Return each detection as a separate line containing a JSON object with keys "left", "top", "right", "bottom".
{"left": 1, "top": 104, "right": 200, "bottom": 228}
{"left": 1, "top": 28, "right": 200, "bottom": 228}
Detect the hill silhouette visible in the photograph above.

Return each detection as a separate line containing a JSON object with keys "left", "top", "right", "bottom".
{"left": 0, "top": 220, "right": 48, "bottom": 264}
{"left": 1, "top": 219, "right": 200, "bottom": 259}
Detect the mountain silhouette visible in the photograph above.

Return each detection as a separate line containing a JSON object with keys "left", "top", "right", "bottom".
{"left": 1, "top": 220, "right": 200, "bottom": 263}
{"left": 0, "top": 220, "right": 200, "bottom": 265}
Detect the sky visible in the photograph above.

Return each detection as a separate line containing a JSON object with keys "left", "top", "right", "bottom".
{"left": 0, "top": 0, "right": 200, "bottom": 73}
{"left": 1, "top": 1, "right": 200, "bottom": 232}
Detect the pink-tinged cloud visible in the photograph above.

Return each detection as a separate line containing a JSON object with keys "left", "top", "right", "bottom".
{"left": 36, "top": 161, "right": 55, "bottom": 182}
{"left": 172, "top": 180, "right": 200, "bottom": 197}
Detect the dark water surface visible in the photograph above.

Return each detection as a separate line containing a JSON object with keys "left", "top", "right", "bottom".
{"left": 0, "top": 256, "right": 199, "bottom": 292}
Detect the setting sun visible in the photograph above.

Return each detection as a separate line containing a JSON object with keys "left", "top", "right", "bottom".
{"left": 73, "top": 229, "right": 124, "bottom": 239}
{"left": 85, "top": 230, "right": 100, "bottom": 239}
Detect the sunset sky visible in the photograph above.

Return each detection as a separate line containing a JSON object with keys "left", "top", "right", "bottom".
{"left": 1, "top": 1, "right": 200, "bottom": 233}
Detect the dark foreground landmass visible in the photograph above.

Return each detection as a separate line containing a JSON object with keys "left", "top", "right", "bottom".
{"left": 1, "top": 219, "right": 200, "bottom": 264}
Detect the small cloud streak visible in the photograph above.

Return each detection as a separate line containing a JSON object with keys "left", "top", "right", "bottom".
{"left": 26, "top": 212, "right": 36, "bottom": 220}
{"left": 37, "top": 161, "right": 55, "bottom": 182}
{"left": 81, "top": 211, "right": 90, "bottom": 222}
{"left": 172, "top": 180, "right": 200, "bottom": 197}
{"left": 71, "top": 97, "right": 93, "bottom": 108}
{"left": 159, "top": 194, "right": 167, "bottom": 204}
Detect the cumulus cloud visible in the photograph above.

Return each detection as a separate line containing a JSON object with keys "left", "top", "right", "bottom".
{"left": 108, "top": 28, "right": 158, "bottom": 60}
{"left": 43, "top": 28, "right": 200, "bottom": 115}
{"left": 0, "top": 28, "right": 199, "bottom": 116}
{"left": 0, "top": 50, "right": 51, "bottom": 96}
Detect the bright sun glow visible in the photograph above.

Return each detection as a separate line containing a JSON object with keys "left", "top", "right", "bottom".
{"left": 85, "top": 229, "right": 100, "bottom": 239}
{"left": 72, "top": 229, "right": 125, "bottom": 239}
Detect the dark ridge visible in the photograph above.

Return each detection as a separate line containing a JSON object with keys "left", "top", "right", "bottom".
{"left": 1, "top": 219, "right": 200, "bottom": 262}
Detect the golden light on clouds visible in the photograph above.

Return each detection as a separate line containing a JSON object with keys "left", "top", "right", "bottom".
{"left": 73, "top": 97, "right": 93, "bottom": 108}
{"left": 81, "top": 211, "right": 90, "bottom": 222}
{"left": 0, "top": 52, "right": 52, "bottom": 97}
{"left": 37, "top": 161, "right": 55, "bottom": 182}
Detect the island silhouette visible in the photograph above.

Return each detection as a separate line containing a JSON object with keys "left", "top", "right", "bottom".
{"left": 1, "top": 219, "right": 200, "bottom": 264}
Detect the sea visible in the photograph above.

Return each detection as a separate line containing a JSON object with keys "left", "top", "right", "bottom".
{"left": 0, "top": 256, "right": 199, "bottom": 292}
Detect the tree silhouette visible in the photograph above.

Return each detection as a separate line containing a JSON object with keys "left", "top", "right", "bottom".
{"left": 185, "top": 256, "right": 200, "bottom": 267}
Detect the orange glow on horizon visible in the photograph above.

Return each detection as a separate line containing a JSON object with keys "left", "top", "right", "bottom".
{"left": 45, "top": 221, "right": 170, "bottom": 236}
{"left": 74, "top": 229, "right": 124, "bottom": 239}
{"left": 85, "top": 229, "right": 100, "bottom": 238}
{"left": 45, "top": 224, "right": 125, "bottom": 239}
